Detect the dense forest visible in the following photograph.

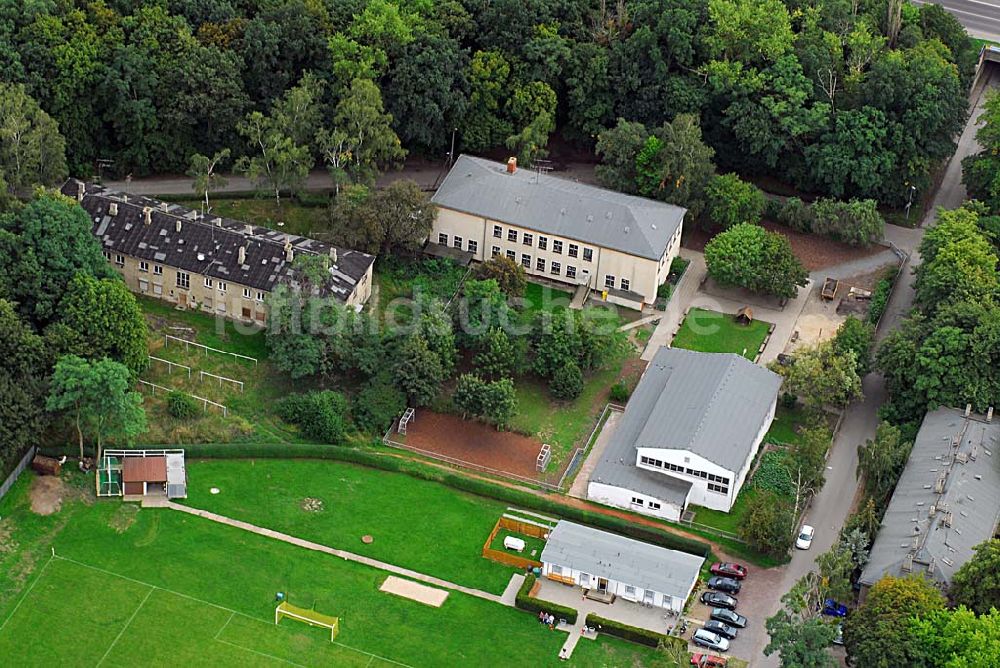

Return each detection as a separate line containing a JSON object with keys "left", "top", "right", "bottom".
{"left": 0, "top": 0, "right": 975, "bottom": 206}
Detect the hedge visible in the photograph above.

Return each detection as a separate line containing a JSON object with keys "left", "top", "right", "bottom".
{"left": 514, "top": 575, "right": 578, "bottom": 624}
{"left": 585, "top": 613, "right": 684, "bottom": 650}
{"left": 867, "top": 270, "right": 897, "bottom": 326}
{"left": 42, "top": 441, "right": 714, "bottom": 560}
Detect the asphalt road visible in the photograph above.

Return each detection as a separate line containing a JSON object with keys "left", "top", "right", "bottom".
{"left": 913, "top": 0, "right": 1000, "bottom": 42}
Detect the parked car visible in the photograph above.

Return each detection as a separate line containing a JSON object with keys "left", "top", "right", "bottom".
{"left": 710, "top": 562, "right": 748, "bottom": 580}
{"left": 710, "top": 607, "right": 748, "bottom": 628}
{"left": 796, "top": 524, "right": 815, "bottom": 550}
{"left": 833, "top": 623, "right": 844, "bottom": 646}
{"left": 823, "top": 599, "right": 848, "bottom": 617}
{"left": 704, "top": 620, "right": 738, "bottom": 640}
{"left": 708, "top": 576, "right": 741, "bottom": 594}
{"left": 700, "top": 591, "right": 738, "bottom": 610}
{"left": 690, "top": 653, "right": 728, "bottom": 667}
{"left": 692, "top": 628, "right": 730, "bottom": 653}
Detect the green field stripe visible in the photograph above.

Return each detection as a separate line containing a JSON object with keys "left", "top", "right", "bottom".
{"left": 96, "top": 587, "right": 154, "bottom": 667}
{"left": 0, "top": 554, "right": 54, "bottom": 634}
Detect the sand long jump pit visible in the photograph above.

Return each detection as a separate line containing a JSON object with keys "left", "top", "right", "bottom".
{"left": 379, "top": 576, "right": 450, "bottom": 607}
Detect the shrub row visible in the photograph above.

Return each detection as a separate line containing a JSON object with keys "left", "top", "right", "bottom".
{"left": 514, "top": 575, "right": 578, "bottom": 624}
{"left": 866, "top": 270, "right": 897, "bottom": 326}
{"left": 775, "top": 196, "right": 885, "bottom": 247}
{"left": 584, "top": 613, "right": 683, "bottom": 650}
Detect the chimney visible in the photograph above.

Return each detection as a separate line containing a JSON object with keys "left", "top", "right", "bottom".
{"left": 238, "top": 246, "right": 246, "bottom": 265}
{"left": 76, "top": 181, "right": 85, "bottom": 201}
{"left": 161, "top": 202, "right": 168, "bottom": 212}
{"left": 143, "top": 207, "right": 152, "bottom": 225}
{"left": 284, "top": 240, "right": 293, "bottom": 263}
{"left": 175, "top": 219, "right": 182, "bottom": 233}
{"left": 109, "top": 202, "right": 118, "bottom": 216}
{"left": 329, "top": 248, "right": 338, "bottom": 264}
{"left": 506, "top": 157, "right": 517, "bottom": 174}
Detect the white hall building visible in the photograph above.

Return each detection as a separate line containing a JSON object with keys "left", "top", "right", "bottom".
{"left": 588, "top": 347, "right": 783, "bottom": 520}
{"left": 430, "top": 154, "right": 686, "bottom": 310}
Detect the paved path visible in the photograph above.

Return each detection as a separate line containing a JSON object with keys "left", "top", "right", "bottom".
{"left": 167, "top": 502, "right": 505, "bottom": 605}
{"left": 618, "top": 312, "right": 664, "bottom": 332}
{"left": 807, "top": 247, "right": 900, "bottom": 283}
{"left": 500, "top": 574, "right": 525, "bottom": 607}
{"left": 568, "top": 408, "right": 622, "bottom": 499}
{"left": 642, "top": 250, "right": 707, "bottom": 361}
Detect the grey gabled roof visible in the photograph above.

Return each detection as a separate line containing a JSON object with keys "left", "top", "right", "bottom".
{"left": 540, "top": 521, "right": 704, "bottom": 600}
{"left": 860, "top": 407, "right": 1000, "bottom": 589}
{"left": 431, "top": 155, "right": 686, "bottom": 260}
{"left": 62, "top": 180, "right": 375, "bottom": 301}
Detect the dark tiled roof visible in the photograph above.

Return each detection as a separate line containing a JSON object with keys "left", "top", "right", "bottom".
{"left": 62, "top": 180, "right": 375, "bottom": 301}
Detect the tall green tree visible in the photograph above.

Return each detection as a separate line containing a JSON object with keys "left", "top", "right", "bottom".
{"left": 705, "top": 173, "right": 765, "bottom": 228}
{"left": 0, "top": 82, "right": 68, "bottom": 194}
{"left": 595, "top": 118, "right": 648, "bottom": 194}
{"left": 393, "top": 334, "right": 445, "bottom": 407}
{"left": 0, "top": 299, "right": 48, "bottom": 474}
{"left": 908, "top": 606, "right": 1000, "bottom": 668}
{"left": 707, "top": 0, "right": 794, "bottom": 65}
{"left": 636, "top": 114, "right": 716, "bottom": 219}
{"left": 738, "top": 489, "right": 795, "bottom": 557}
{"left": 235, "top": 109, "right": 313, "bottom": 206}
{"left": 186, "top": 148, "right": 230, "bottom": 214}
{"left": 771, "top": 340, "right": 863, "bottom": 409}
{"left": 950, "top": 539, "right": 1000, "bottom": 615}
{"left": 704, "top": 223, "right": 808, "bottom": 298}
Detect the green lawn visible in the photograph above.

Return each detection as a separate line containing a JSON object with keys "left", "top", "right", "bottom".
{"left": 140, "top": 295, "right": 269, "bottom": 361}
{"left": 171, "top": 197, "right": 329, "bottom": 238}
{"left": 0, "top": 471, "right": 656, "bottom": 667}
{"left": 765, "top": 405, "right": 809, "bottom": 445}
{"left": 671, "top": 308, "right": 770, "bottom": 359}
{"left": 181, "top": 458, "right": 520, "bottom": 594}
{"left": 689, "top": 487, "right": 761, "bottom": 536}
{"left": 519, "top": 282, "right": 573, "bottom": 318}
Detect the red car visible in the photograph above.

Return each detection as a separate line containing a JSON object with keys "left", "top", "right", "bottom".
{"left": 691, "top": 653, "right": 728, "bottom": 668}
{"left": 710, "top": 562, "right": 748, "bottom": 580}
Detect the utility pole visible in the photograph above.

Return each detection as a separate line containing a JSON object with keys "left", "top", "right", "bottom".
{"left": 905, "top": 184, "right": 916, "bottom": 221}
{"left": 448, "top": 128, "right": 457, "bottom": 167}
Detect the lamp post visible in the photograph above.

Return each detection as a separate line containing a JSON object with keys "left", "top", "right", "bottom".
{"left": 905, "top": 184, "right": 916, "bottom": 221}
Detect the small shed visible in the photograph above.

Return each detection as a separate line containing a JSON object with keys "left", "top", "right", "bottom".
{"left": 123, "top": 456, "right": 167, "bottom": 496}
{"left": 735, "top": 306, "right": 754, "bottom": 325}
{"left": 99, "top": 449, "right": 188, "bottom": 499}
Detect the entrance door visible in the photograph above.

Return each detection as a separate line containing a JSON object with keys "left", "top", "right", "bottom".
{"left": 643, "top": 590, "right": 655, "bottom": 606}
{"left": 597, "top": 578, "right": 608, "bottom": 593}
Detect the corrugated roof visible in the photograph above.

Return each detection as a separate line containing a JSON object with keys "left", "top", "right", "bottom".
{"left": 540, "top": 521, "right": 704, "bottom": 599}
{"left": 62, "top": 180, "right": 375, "bottom": 300}
{"left": 431, "top": 155, "right": 685, "bottom": 260}
{"left": 123, "top": 456, "right": 167, "bottom": 483}
{"left": 860, "top": 407, "right": 1000, "bottom": 588}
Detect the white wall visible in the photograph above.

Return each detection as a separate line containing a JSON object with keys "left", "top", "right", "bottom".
{"left": 586, "top": 481, "right": 685, "bottom": 522}
{"left": 541, "top": 563, "right": 682, "bottom": 612}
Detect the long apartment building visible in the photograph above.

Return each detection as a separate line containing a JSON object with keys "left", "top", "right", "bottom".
{"left": 430, "top": 155, "right": 686, "bottom": 310}
{"left": 63, "top": 180, "right": 375, "bottom": 323}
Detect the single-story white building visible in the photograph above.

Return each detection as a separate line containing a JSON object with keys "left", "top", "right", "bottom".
{"left": 430, "top": 155, "right": 686, "bottom": 310}
{"left": 588, "top": 347, "right": 782, "bottom": 520}
{"left": 539, "top": 521, "right": 704, "bottom": 613}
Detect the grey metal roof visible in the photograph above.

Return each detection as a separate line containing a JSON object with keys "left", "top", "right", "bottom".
{"left": 860, "top": 407, "right": 1000, "bottom": 589}
{"left": 540, "top": 521, "right": 704, "bottom": 600}
{"left": 62, "top": 180, "right": 375, "bottom": 301}
{"left": 431, "top": 155, "right": 686, "bottom": 260}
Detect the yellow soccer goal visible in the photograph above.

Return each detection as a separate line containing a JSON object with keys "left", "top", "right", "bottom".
{"left": 275, "top": 601, "right": 340, "bottom": 641}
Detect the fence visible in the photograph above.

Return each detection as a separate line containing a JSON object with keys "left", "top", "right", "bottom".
{"left": 557, "top": 403, "right": 624, "bottom": 490}
{"left": 0, "top": 446, "right": 38, "bottom": 502}
{"left": 163, "top": 334, "right": 258, "bottom": 367}
{"left": 199, "top": 370, "right": 244, "bottom": 393}
{"left": 149, "top": 356, "right": 192, "bottom": 379}
{"left": 481, "top": 514, "right": 551, "bottom": 569}
{"left": 137, "top": 379, "right": 229, "bottom": 417}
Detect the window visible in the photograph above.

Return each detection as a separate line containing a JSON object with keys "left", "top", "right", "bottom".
{"left": 507, "top": 229, "right": 518, "bottom": 242}
{"left": 708, "top": 483, "right": 729, "bottom": 495}
{"left": 620, "top": 278, "right": 630, "bottom": 292}
{"left": 218, "top": 282, "right": 227, "bottom": 293}
{"left": 624, "top": 585, "right": 636, "bottom": 596}
{"left": 243, "top": 288, "right": 252, "bottom": 299}
{"left": 139, "top": 261, "right": 149, "bottom": 273}
{"left": 138, "top": 279, "right": 149, "bottom": 293}
{"left": 217, "top": 302, "right": 226, "bottom": 313}
{"left": 630, "top": 497, "right": 643, "bottom": 505}
{"left": 114, "top": 254, "right": 125, "bottom": 267}
{"left": 640, "top": 456, "right": 649, "bottom": 465}
{"left": 102, "top": 250, "right": 111, "bottom": 260}
{"left": 204, "top": 278, "right": 214, "bottom": 289}
{"left": 242, "top": 306, "right": 252, "bottom": 319}
{"left": 604, "top": 275, "right": 615, "bottom": 289}
{"left": 552, "top": 240, "right": 563, "bottom": 254}
{"left": 550, "top": 262, "right": 561, "bottom": 275}
{"left": 551, "top": 565, "right": 562, "bottom": 575}
{"left": 523, "top": 233, "right": 533, "bottom": 246}
{"left": 438, "top": 232, "right": 448, "bottom": 245}
{"left": 538, "top": 236, "right": 548, "bottom": 250}
{"left": 176, "top": 272, "right": 190, "bottom": 289}
{"left": 153, "top": 265, "right": 163, "bottom": 276}
{"left": 536, "top": 258, "right": 545, "bottom": 271}
{"left": 648, "top": 502, "right": 661, "bottom": 510}
{"left": 493, "top": 225, "right": 502, "bottom": 238}
{"left": 568, "top": 243, "right": 578, "bottom": 258}
{"left": 153, "top": 284, "right": 162, "bottom": 296}
{"left": 566, "top": 265, "right": 576, "bottom": 279}
{"left": 256, "top": 291, "right": 265, "bottom": 302}
{"left": 583, "top": 247, "right": 593, "bottom": 262}
{"left": 492, "top": 246, "right": 501, "bottom": 258}
{"left": 467, "top": 239, "right": 478, "bottom": 254}
{"left": 453, "top": 235, "right": 463, "bottom": 249}
{"left": 521, "top": 253, "right": 531, "bottom": 268}
{"left": 506, "top": 250, "right": 516, "bottom": 261}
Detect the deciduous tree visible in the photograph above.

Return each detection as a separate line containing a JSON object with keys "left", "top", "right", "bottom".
{"left": 950, "top": 539, "right": 1000, "bottom": 615}
{"left": 705, "top": 173, "right": 765, "bottom": 228}
{"left": 0, "top": 82, "right": 68, "bottom": 194}
{"left": 704, "top": 223, "right": 808, "bottom": 298}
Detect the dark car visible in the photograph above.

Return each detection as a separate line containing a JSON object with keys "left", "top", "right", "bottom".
{"left": 708, "top": 576, "right": 741, "bottom": 594}
{"left": 710, "top": 562, "right": 748, "bottom": 580}
{"left": 703, "top": 620, "right": 738, "bottom": 640}
{"left": 710, "top": 607, "right": 748, "bottom": 629}
{"left": 690, "top": 653, "right": 728, "bottom": 668}
{"left": 823, "top": 599, "right": 848, "bottom": 617}
{"left": 700, "top": 591, "right": 738, "bottom": 610}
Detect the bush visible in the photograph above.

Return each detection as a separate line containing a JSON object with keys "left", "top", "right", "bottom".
{"left": 669, "top": 256, "right": 690, "bottom": 280}
{"left": 585, "top": 614, "right": 682, "bottom": 649}
{"left": 810, "top": 198, "right": 884, "bottom": 247}
{"left": 778, "top": 197, "right": 814, "bottom": 232}
{"left": 549, "top": 362, "right": 583, "bottom": 400}
{"left": 657, "top": 282, "right": 672, "bottom": 300}
{"left": 763, "top": 197, "right": 783, "bottom": 221}
{"left": 866, "top": 271, "right": 896, "bottom": 325}
{"left": 780, "top": 392, "right": 798, "bottom": 410}
{"left": 609, "top": 382, "right": 630, "bottom": 403}
{"left": 515, "top": 575, "right": 579, "bottom": 624}
{"left": 166, "top": 391, "right": 199, "bottom": 419}
{"left": 353, "top": 379, "right": 406, "bottom": 435}
{"left": 276, "top": 390, "right": 348, "bottom": 443}
{"left": 752, "top": 450, "right": 794, "bottom": 496}
{"left": 705, "top": 173, "right": 765, "bottom": 228}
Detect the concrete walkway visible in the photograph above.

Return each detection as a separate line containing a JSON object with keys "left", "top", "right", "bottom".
{"left": 568, "top": 409, "right": 622, "bottom": 499}
{"left": 618, "top": 312, "right": 664, "bottom": 332}
{"left": 500, "top": 573, "right": 526, "bottom": 607}
{"left": 569, "top": 284, "right": 590, "bottom": 309}
{"left": 642, "top": 250, "right": 706, "bottom": 361}
{"left": 167, "top": 502, "right": 505, "bottom": 605}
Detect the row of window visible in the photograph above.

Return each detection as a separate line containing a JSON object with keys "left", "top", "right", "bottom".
{"left": 437, "top": 233, "right": 479, "bottom": 255}
{"left": 604, "top": 274, "right": 630, "bottom": 292}
{"left": 105, "top": 251, "right": 265, "bottom": 301}
{"left": 630, "top": 496, "right": 662, "bottom": 511}
{"left": 490, "top": 247, "right": 581, "bottom": 280}
{"left": 492, "top": 225, "right": 594, "bottom": 261}
{"left": 640, "top": 456, "right": 730, "bottom": 495}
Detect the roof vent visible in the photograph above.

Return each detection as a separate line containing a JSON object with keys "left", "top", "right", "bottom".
{"left": 109, "top": 202, "right": 118, "bottom": 216}
{"left": 329, "top": 248, "right": 338, "bottom": 264}
{"left": 284, "top": 240, "right": 293, "bottom": 263}
{"left": 143, "top": 207, "right": 152, "bottom": 225}
{"left": 197, "top": 253, "right": 205, "bottom": 261}
{"left": 988, "top": 407, "right": 994, "bottom": 423}
{"left": 955, "top": 452, "right": 968, "bottom": 465}
{"left": 161, "top": 202, "right": 169, "bottom": 212}
{"left": 175, "top": 219, "right": 182, "bottom": 233}
{"left": 902, "top": 554, "right": 913, "bottom": 572}
{"left": 934, "top": 472, "right": 947, "bottom": 494}
{"left": 238, "top": 246, "right": 246, "bottom": 265}
{"left": 942, "top": 511, "right": 953, "bottom": 527}
{"left": 76, "top": 181, "right": 85, "bottom": 201}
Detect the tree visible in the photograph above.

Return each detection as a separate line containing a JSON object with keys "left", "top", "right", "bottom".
{"left": 636, "top": 114, "right": 716, "bottom": 219}
{"left": 704, "top": 223, "right": 808, "bottom": 299}
{"left": 809, "top": 199, "right": 885, "bottom": 247}
{"left": 765, "top": 613, "right": 838, "bottom": 668}
{"left": 46, "top": 355, "right": 146, "bottom": 463}
{"left": 476, "top": 255, "right": 526, "bottom": 298}
{"left": 833, "top": 316, "right": 875, "bottom": 375}
{"left": 964, "top": 91, "right": 1000, "bottom": 214}
{"left": 461, "top": 50, "right": 514, "bottom": 151}
{"left": 235, "top": 110, "right": 313, "bottom": 206}
{"left": 844, "top": 576, "right": 945, "bottom": 668}
{"left": 0, "top": 82, "right": 67, "bottom": 194}
{"left": 474, "top": 327, "right": 521, "bottom": 380}
{"left": 276, "top": 390, "right": 348, "bottom": 443}
{"left": 452, "top": 373, "right": 517, "bottom": 428}
{"left": 771, "top": 341, "right": 863, "bottom": 409}
{"left": 915, "top": 207, "right": 999, "bottom": 313}
{"left": 325, "top": 77, "right": 406, "bottom": 187}
{"left": 739, "top": 489, "right": 795, "bottom": 557}
{"left": 707, "top": 0, "right": 794, "bottom": 65}
{"left": 595, "top": 118, "right": 648, "bottom": 194}
{"left": 393, "top": 334, "right": 444, "bottom": 407}
{"left": 908, "top": 606, "right": 1000, "bottom": 667}
{"left": 54, "top": 274, "right": 148, "bottom": 375}
{"left": 353, "top": 375, "right": 406, "bottom": 435}
{"left": 786, "top": 424, "right": 831, "bottom": 516}
{"left": 453, "top": 373, "right": 487, "bottom": 418}
{"left": 550, "top": 361, "right": 584, "bottom": 400}
{"left": 187, "top": 148, "right": 230, "bottom": 214}
{"left": 705, "top": 173, "right": 765, "bottom": 228}
{"left": 325, "top": 180, "right": 434, "bottom": 256}
{"left": 950, "top": 539, "right": 1000, "bottom": 615}
{"left": 0, "top": 299, "right": 48, "bottom": 474}
{"left": 417, "top": 300, "right": 457, "bottom": 378}
{"left": 505, "top": 110, "right": 553, "bottom": 168}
